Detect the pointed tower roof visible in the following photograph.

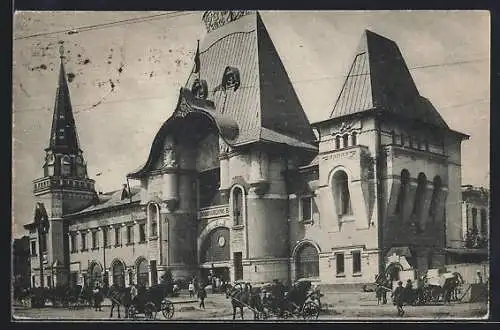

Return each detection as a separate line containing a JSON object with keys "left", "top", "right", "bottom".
{"left": 185, "top": 11, "right": 317, "bottom": 147}
{"left": 46, "top": 45, "right": 81, "bottom": 153}
{"left": 329, "top": 29, "right": 448, "bottom": 128}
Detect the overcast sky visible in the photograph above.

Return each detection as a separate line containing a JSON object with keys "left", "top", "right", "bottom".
{"left": 12, "top": 11, "right": 490, "bottom": 238}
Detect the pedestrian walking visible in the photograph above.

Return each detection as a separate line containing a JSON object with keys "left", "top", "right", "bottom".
{"left": 392, "top": 281, "right": 405, "bottom": 317}
{"left": 130, "top": 282, "right": 138, "bottom": 306}
{"left": 189, "top": 282, "right": 195, "bottom": 298}
{"left": 198, "top": 284, "right": 207, "bottom": 309}
{"left": 92, "top": 282, "right": 103, "bottom": 311}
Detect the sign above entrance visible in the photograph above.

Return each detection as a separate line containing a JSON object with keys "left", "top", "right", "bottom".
{"left": 198, "top": 204, "right": 230, "bottom": 220}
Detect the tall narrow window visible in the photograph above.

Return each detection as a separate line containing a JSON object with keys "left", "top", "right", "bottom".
{"left": 102, "top": 227, "right": 109, "bottom": 247}
{"left": 352, "top": 251, "right": 361, "bottom": 274}
{"left": 400, "top": 134, "right": 406, "bottom": 147}
{"left": 139, "top": 223, "right": 146, "bottom": 243}
{"left": 336, "top": 253, "right": 345, "bottom": 275}
{"left": 232, "top": 186, "right": 244, "bottom": 226}
{"left": 428, "top": 176, "right": 442, "bottom": 219}
{"left": 480, "top": 209, "right": 488, "bottom": 235}
{"left": 301, "top": 197, "right": 312, "bottom": 222}
{"left": 114, "top": 227, "right": 121, "bottom": 247}
{"left": 342, "top": 134, "right": 349, "bottom": 148}
{"left": 395, "top": 169, "right": 410, "bottom": 215}
{"left": 333, "top": 170, "right": 352, "bottom": 217}
{"left": 412, "top": 173, "right": 427, "bottom": 218}
{"left": 92, "top": 231, "right": 99, "bottom": 249}
{"left": 472, "top": 208, "right": 478, "bottom": 230}
{"left": 391, "top": 130, "right": 397, "bottom": 145}
{"left": 148, "top": 204, "right": 158, "bottom": 237}
{"left": 70, "top": 234, "right": 77, "bottom": 253}
{"left": 31, "top": 241, "right": 37, "bottom": 256}
{"left": 81, "top": 232, "right": 87, "bottom": 251}
{"left": 126, "top": 225, "right": 134, "bottom": 244}
{"left": 335, "top": 136, "right": 341, "bottom": 149}
{"left": 351, "top": 132, "right": 357, "bottom": 146}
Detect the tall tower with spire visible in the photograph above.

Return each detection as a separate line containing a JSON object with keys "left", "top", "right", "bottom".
{"left": 31, "top": 44, "right": 96, "bottom": 286}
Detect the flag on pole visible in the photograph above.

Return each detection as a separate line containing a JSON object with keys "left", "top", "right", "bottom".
{"left": 193, "top": 40, "right": 200, "bottom": 74}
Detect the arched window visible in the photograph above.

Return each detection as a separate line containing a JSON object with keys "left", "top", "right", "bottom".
{"left": 335, "top": 136, "right": 341, "bottom": 149}
{"left": 148, "top": 203, "right": 158, "bottom": 237}
{"left": 480, "top": 209, "right": 488, "bottom": 235}
{"left": 412, "top": 173, "right": 427, "bottom": 219}
{"left": 332, "top": 170, "right": 352, "bottom": 216}
{"left": 61, "top": 156, "right": 71, "bottom": 176}
{"left": 295, "top": 243, "right": 319, "bottom": 279}
{"left": 351, "top": 132, "right": 358, "bottom": 146}
{"left": 136, "top": 258, "right": 149, "bottom": 287}
{"left": 112, "top": 260, "right": 125, "bottom": 288}
{"left": 342, "top": 134, "right": 349, "bottom": 148}
{"left": 428, "top": 176, "right": 442, "bottom": 219}
{"left": 89, "top": 262, "right": 103, "bottom": 288}
{"left": 395, "top": 169, "right": 410, "bottom": 215}
{"left": 231, "top": 186, "right": 245, "bottom": 226}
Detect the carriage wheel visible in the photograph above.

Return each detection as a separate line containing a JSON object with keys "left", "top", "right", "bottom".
{"left": 282, "top": 310, "right": 293, "bottom": 319}
{"left": 302, "top": 301, "right": 320, "bottom": 320}
{"left": 128, "top": 305, "right": 138, "bottom": 319}
{"left": 161, "top": 300, "right": 175, "bottom": 319}
{"left": 144, "top": 302, "right": 157, "bottom": 320}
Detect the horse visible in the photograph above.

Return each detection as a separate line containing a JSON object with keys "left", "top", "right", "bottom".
{"left": 225, "top": 283, "right": 263, "bottom": 320}
{"left": 375, "top": 285, "right": 389, "bottom": 305}
{"left": 108, "top": 285, "right": 132, "bottom": 319}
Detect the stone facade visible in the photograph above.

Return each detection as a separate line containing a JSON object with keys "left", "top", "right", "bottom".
{"left": 24, "top": 11, "right": 471, "bottom": 288}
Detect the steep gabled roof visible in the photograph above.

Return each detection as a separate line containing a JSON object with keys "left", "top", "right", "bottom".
{"left": 185, "top": 11, "right": 317, "bottom": 147}
{"left": 46, "top": 45, "right": 81, "bottom": 153}
{"left": 329, "top": 29, "right": 448, "bottom": 129}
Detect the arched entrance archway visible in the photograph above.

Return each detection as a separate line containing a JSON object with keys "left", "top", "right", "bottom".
{"left": 200, "top": 227, "right": 230, "bottom": 283}
{"left": 89, "top": 262, "right": 103, "bottom": 288}
{"left": 295, "top": 243, "right": 320, "bottom": 280}
{"left": 111, "top": 260, "right": 126, "bottom": 288}
{"left": 136, "top": 258, "right": 149, "bottom": 287}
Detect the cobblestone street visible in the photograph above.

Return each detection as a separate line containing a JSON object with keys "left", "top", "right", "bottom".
{"left": 12, "top": 291, "right": 488, "bottom": 321}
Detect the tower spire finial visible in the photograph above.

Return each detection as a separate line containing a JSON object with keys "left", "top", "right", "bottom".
{"left": 59, "top": 44, "right": 65, "bottom": 59}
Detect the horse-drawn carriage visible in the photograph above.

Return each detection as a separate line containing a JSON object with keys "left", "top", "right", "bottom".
{"left": 108, "top": 284, "right": 175, "bottom": 320}
{"left": 260, "top": 279, "right": 321, "bottom": 320}
{"left": 127, "top": 284, "right": 175, "bottom": 320}
{"left": 225, "top": 279, "right": 321, "bottom": 320}
{"left": 420, "top": 272, "right": 463, "bottom": 304}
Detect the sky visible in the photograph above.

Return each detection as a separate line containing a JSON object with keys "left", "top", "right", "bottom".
{"left": 12, "top": 11, "right": 490, "bottom": 238}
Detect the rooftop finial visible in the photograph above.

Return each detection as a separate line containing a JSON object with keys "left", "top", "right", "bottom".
{"left": 59, "top": 45, "right": 65, "bottom": 58}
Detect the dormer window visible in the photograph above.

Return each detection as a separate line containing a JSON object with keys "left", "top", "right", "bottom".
{"left": 192, "top": 79, "right": 208, "bottom": 99}
{"left": 58, "top": 128, "right": 65, "bottom": 140}
{"left": 222, "top": 66, "right": 240, "bottom": 91}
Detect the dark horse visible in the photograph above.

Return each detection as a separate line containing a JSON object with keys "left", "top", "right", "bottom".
{"left": 225, "top": 283, "right": 263, "bottom": 320}
{"left": 108, "top": 285, "right": 132, "bottom": 319}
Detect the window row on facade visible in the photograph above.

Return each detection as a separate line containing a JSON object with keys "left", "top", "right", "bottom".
{"left": 391, "top": 131, "right": 443, "bottom": 153}
{"left": 68, "top": 221, "right": 149, "bottom": 253}
{"left": 395, "top": 169, "right": 443, "bottom": 221}
{"left": 295, "top": 243, "right": 363, "bottom": 279}
{"left": 333, "top": 132, "right": 358, "bottom": 150}
{"left": 34, "top": 179, "right": 94, "bottom": 191}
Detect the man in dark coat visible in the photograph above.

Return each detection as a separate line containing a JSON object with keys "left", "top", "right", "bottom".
{"left": 198, "top": 284, "right": 207, "bottom": 309}
{"left": 392, "top": 281, "right": 405, "bottom": 316}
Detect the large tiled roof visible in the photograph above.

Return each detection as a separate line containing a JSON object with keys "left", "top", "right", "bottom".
{"left": 185, "top": 11, "right": 317, "bottom": 147}
{"left": 65, "top": 186, "right": 141, "bottom": 216}
{"left": 47, "top": 51, "right": 82, "bottom": 153}
{"left": 329, "top": 30, "right": 449, "bottom": 129}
